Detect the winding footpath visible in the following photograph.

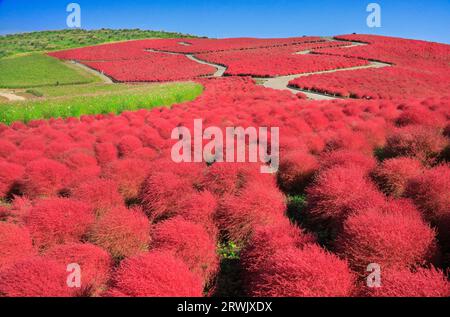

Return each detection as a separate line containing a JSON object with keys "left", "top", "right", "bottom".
{"left": 146, "top": 36, "right": 392, "bottom": 100}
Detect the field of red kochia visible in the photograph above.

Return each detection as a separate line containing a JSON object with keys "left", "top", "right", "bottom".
{"left": 1, "top": 34, "right": 449, "bottom": 297}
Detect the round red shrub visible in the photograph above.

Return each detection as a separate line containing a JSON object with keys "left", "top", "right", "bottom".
{"left": 241, "top": 219, "right": 316, "bottom": 277}
{"left": 27, "top": 198, "right": 95, "bottom": 250}
{"left": 319, "top": 150, "right": 377, "bottom": 174}
{"left": 177, "top": 190, "right": 218, "bottom": 239}
{"left": 22, "top": 158, "right": 71, "bottom": 198}
{"left": 141, "top": 170, "right": 195, "bottom": 221}
{"left": 152, "top": 217, "right": 218, "bottom": 283}
{"left": 7, "top": 149, "right": 43, "bottom": 166}
{"left": 0, "top": 257, "right": 72, "bottom": 297}
{"left": 110, "top": 251, "right": 203, "bottom": 297}
{"left": 406, "top": 164, "right": 450, "bottom": 246}
{"left": 0, "top": 222, "right": 35, "bottom": 271}
{"left": 384, "top": 126, "right": 448, "bottom": 165}
{"left": 72, "top": 179, "right": 123, "bottom": 217}
{"left": 372, "top": 157, "right": 423, "bottom": 197}
{"left": 88, "top": 206, "right": 150, "bottom": 259}
{"left": 102, "top": 159, "right": 151, "bottom": 201}
{"left": 335, "top": 201, "right": 437, "bottom": 273}
{"left": 0, "top": 161, "right": 24, "bottom": 199}
{"left": 94, "top": 142, "right": 118, "bottom": 165}
{"left": 277, "top": 150, "right": 319, "bottom": 193}
{"left": 0, "top": 139, "right": 17, "bottom": 159}
{"left": 363, "top": 267, "right": 449, "bottom": 297}
{"left": 245, "top": 244, "right": 355, "bottom": 297}
{"left": 46, "top": 243, "right": 112, "bottom": 296}
{"left": 306, "top": 166, "right": 385, "bottom": 224}
{"left": 217, "top": 181, "right": 286, "bottom": 244}
{"left": 117, "top": 135, "right": 143, "bottom": 157}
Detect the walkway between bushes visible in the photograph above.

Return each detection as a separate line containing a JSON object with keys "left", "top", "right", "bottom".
{"left": 146, "top": 37, "right": 392, "bottom": 100}
{"left": 0, "top": 92, "right": 26, "bottom": 101}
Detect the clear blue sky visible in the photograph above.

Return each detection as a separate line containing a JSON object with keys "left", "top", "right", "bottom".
{"left": 1, "top": 0, "right": 449, "bottom": 44}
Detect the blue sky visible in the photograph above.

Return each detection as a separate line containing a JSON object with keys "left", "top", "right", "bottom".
{"left": 0, "top": 0, "right": 449, "bottom": 44}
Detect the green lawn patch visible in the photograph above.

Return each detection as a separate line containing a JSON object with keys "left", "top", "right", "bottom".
{"left": 0, "top": 82, "right": 203, "bottom": 125}
{"left": 0, "top": 53, "right": 99, "bottom": 88}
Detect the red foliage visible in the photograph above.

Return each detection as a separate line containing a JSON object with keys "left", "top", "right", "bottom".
{"left": 0, "top": 222, "right": 35, "bottom": 271}
{"left": 141, "top": 170, "right": 195, "bottom": 221}
{"left": 71, "top": 179, "right": 124, "bottom": 217}
{"left": 306, "top": 166, "right": 385, "bottom": 224}
{"left": 110, "top": 251, "right": 203, "bottom": 297}
{"left": 27, "top": 198, "right": 94, "bottom": 250}
{"left": 241, "top": 220, "right": 316, "bottom": 277}
{"left": 21, "top": 158, "right": 71, "bottom": 198}
{"left": 277, "top": 150, "right": 319, "bottom": 193}
{"left": 335, "top": 200, "right": 437, "bottom": 273}
{"left": 217, "top": 181, "right": 286, "bottom": 244}
{"left": 102, "top": 159, "right": 151, "bottom": 201}
{"left": 363, "top": 267, "right": 449, "bottom": 297}
{"left": 319, "top": 150, "right": 377, "bottom": 174}
{"left": 372, "top": 157, "right": 423, "bottom": 197}
{"left": 94, "top": 142, "right": 118, "bottom": 165}
{"left": 88, "top": 206, "right": 150, "bottom": 259}
{"left": 0, "top": 257, "right": 72, "bottom": 297}
{"left": 384, "top": 126, "right": 448, "bottom": 165}
{"left": 406, "top": 165, "right": 450, "bottom": 246}
{"left": 0, "top": 161, "right": 24, "bottom": 198}
{"left": 244, "top": 244, "right": 355, "bottom": 297}
{"left": 0, "top": 139, "right": 17, "bottom": 159}
{"left": 45, "top": 243, "right": 112, "bottom": 296}
{"left": 117, "top": 135, "right": 143, "bottom": 157}
{"left": 152, "top": 217, "right": 218, "bottom": 283}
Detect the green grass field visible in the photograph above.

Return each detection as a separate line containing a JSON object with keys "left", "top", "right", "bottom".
{"left": 0, "top": 53, "right": 100, "bottom": 88}
{"left": 0, "top": 28, "right": 199, "bottom": 58}
{"left": 0, "top": 82, "right": 203, "bottom": 125}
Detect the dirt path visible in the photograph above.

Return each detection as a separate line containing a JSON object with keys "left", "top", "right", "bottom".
{"left": 144, "top": 38, "right": 392, "bottom": 100}
{"left": 67, "top": 61, "right": 114, "bottom": 84}
{"left": 0, "top": 92, "right": 26, "bottom": 101}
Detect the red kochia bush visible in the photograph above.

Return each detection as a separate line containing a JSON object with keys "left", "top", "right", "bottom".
{"left": 94, "top": 142, "right": 118, "bottom": 165}
{"left": 0, "top": 222, "right": 35, "bottom": 270}
{"left": 72, "top": 179, "right": 124, "bottom": 217}
{"left": 241, "top": 219, "right": 316, "bottom": 277}
{"left": 335, "top": 201, "right": 436, "bottom": 273}
{"left": 152, "top": 217, "right": 218, "bottom": 284}
{"left": 0, "top": 140, "right": 17, "bottom": 159}
{"left": 372, "top": 157, "right": 423, "bottom": 197}
{"left": 277, "top": 150, "right": 319, "bottom": 193}
{"left": 364, "top": 267, "right": 449, "bottom": 297}
{"left": 217, "top": 180, "right": 286, "bottom": 244}
{"left": 46, "top": 243, "right": 112, "bottom": 296}
{"left": 110, "top": 251, "right": 203, "bottom": 297}
{"left": 176, "top": 190, "right": 218, "bottom": 239}
{"left": 141, "top": 170, "right": 194, "bottom": 221}
{"left": 319, "top": 150, "right": 377, "bottom": 174}
{"left": 245, "top": 244, "right": 355, "bottom": 297}
{"left": 0, "top": 161, "right": 24, "bottom": 198}
{"left": 102, "top": 159, "right": 151, "bottom": 201}
{"left": 117, "top": 135, "right": 143, "bottom": 157}
{"left": 88, "top": 206, "right": 150, "bottom": 259}
{"left": 306, "top": 167, "right": 385, "bottom": 224}
{"left": 384, "top": 126, "right": 448, "bottom": 165}
{"left": 27, "top": 198, "right": 95, "bottom": 250}
{"left": 406, "top": 165, "right": 450, "bottom": 246}
{"left": 0, "top": 257, "right": 72, "bottom": 297}
{"left": 22, "top": 158, "right": 71, "bottom": 198}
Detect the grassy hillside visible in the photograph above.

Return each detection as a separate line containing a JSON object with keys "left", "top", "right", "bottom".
{"left": 0, "top": 82, "right": 203, "bottom": 125}
{"left": 0, "top": 53, "right": 100, "bottom": 88}
{"left": 0, "top": 28, "right": 199, "bottom": 58}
